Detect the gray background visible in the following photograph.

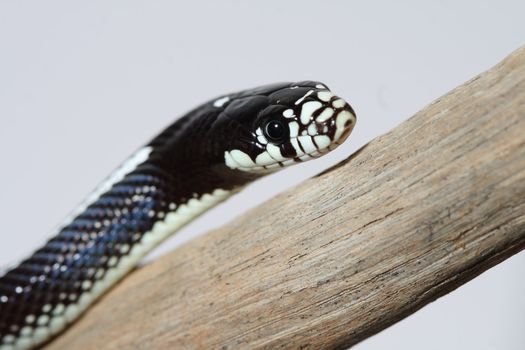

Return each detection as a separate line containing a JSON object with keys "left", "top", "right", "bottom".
{"left": 1, "top": 1, "right": 524, "bottom": 349}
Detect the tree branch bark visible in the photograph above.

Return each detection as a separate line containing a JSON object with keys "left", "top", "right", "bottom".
{"left": 46, "top": 46, "right": 525, "bottom": 350}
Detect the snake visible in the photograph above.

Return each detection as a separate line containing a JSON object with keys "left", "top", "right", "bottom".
{"left": 0, "top": 81, "right": 356, "bottom": 350}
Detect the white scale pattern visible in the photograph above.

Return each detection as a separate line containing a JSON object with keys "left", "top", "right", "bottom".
{"left": 0, "top": 148, "right": 154, "bottom": 280}
{"left": 0, "top": 148, "right": 232, "bottom": 350}
{"left": 224, "top": 89, "right": 355, "bottom": 173}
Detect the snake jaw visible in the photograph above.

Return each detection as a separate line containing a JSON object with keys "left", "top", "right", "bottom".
{"left": 223, "top": 83, "right": 356, "bottom": 173}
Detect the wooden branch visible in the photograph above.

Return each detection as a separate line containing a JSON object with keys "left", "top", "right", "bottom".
{"left": 46, "top": 46, "right": 525, "bottom": 350}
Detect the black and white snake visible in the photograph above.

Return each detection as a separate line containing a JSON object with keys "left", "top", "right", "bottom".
{"left": 0, "top": 81, "right": 356, "bottom": 350}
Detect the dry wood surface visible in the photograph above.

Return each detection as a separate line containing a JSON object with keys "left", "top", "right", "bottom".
{"left": 47, "top": 46, "right": 525, "bottom": 349}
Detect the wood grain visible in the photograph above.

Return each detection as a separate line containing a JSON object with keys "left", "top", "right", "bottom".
{"left": 46, "top": 46, "right": 525, "bottom": 350}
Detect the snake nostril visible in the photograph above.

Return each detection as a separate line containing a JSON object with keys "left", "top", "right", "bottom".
{"left": 340, "top": 128, "right": 351, "bottom": 140}
{"left": 344, "top": 104, "right": 356, "bottom": 117}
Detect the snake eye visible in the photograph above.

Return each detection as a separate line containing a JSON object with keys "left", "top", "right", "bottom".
{"left": 263, "top": 120, "right": 288, "bottom": 143}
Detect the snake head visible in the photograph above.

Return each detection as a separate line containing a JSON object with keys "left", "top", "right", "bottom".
{"left": 214, "top": 81, "right": 356, "bottom": 174}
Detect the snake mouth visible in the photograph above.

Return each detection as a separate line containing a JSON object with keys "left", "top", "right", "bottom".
{"left": 241, "top": 106, "right": 356, "bottom": 171}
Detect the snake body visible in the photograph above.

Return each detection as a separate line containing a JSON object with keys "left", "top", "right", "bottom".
{"left": 0, "top": 81, "right": 355, "bottom": 350}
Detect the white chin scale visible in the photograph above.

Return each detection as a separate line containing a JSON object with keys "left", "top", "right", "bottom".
{"left": 224, "top": 88, "right": 355, "bottom": 173}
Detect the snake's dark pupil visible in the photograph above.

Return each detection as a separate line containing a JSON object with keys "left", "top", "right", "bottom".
{"left": 265, "top": 120, "right": 285, "bottom": 141}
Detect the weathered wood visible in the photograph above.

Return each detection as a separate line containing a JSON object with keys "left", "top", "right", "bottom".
{"left": 46, "top": 46, "right": 525, "bottom": 350}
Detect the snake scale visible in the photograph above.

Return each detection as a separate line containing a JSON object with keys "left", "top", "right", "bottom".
{"left": 0, "top": 81, "right": 356, "bottom": 350}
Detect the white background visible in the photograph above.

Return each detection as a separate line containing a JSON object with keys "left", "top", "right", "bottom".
{"left": 0, "top": 1, "right": 524, "bottom": 349}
